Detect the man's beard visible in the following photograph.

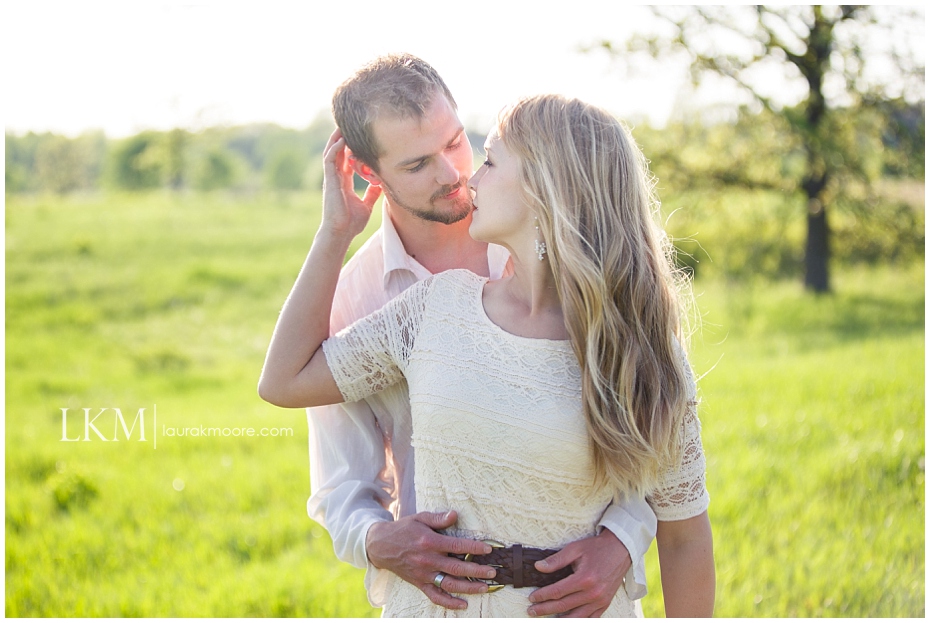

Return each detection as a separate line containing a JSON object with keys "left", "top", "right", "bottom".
{"left": 382, "top": 176, "right": 473, "bottom": 225}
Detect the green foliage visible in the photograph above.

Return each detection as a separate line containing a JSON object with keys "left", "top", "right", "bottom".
{"left": 5, "top": 192, "right": 923, "bottom": 617}
{"left": 191, "top": 147, "right": 238, "bottom": 191}
{"left": 107, "top": 132, "right": 164, "bottom": 190}
{"left": 35, "top": 135, "right": 85, "bottom": 194}
{"left": 5, "top": 96, "right": 921, "bottom": 284}
{"left": 265, "top": 149, "right": 305, "bottom": 190}
{"left": 832, "top": 188, "right": 926, "bottom": 266}
{"left": 630, "top": 107, "right": 925, "bottom": 280}
{"left": 163, "top": 128, "right": 189, "bottom": 190}
{"left": 6, "top": 131, "right": 106, "bottom": 193}
{"left": 605, "top": 5, "right": 925, "bottom": 291}
{"left": 6, "top": 114, "right": 337, "bottom": 195}
{"left": 876, "top": 98, "right": 925, "bottom": 178}
{"left": 660, "top": 187, "right": 805, "bottom": 281}
{"left": 5, "top": 131, "right": 41, "bottom": 192}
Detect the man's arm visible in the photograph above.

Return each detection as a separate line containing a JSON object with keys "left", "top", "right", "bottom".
{"left": 309, "top": 389, "right": 497, "bottom": 612}
{"left": 595, "top": 496, "right": 656, "bottom": 599}
{"left": 307, "top": 401, "right": 394, "bottom": 568}
{"left": 309, "top": 402, "right": 496, "bottom": 611}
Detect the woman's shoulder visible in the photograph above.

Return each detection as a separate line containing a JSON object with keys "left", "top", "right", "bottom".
{"left": 434, "top": 268, "right": 487, "bottom": 285}
{"left": 402, "top": 270, "right": 485, "bottom": 321}
{"left": 390, "top": 269, "right": 483, "bottom": 313}
{"left": 423, "top": 269, "right": 487, "bottom": 296}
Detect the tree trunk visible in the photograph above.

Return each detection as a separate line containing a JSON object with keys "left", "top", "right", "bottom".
{"left": 804, "top": 199, "right": 830, "bottom": 292}
{"left": 800, "top": 6, "right": 834, "bottom": 293}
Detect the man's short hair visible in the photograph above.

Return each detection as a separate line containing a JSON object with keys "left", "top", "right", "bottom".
{"left": 332, "top": 53, "right": 457, "bottom": 172}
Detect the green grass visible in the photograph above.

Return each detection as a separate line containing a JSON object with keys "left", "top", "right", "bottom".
{"left": 5, "top": 191, "right": 924, "bottom": 616}
{"left": 641, "top": 265, "right": 925, "bottom": 617}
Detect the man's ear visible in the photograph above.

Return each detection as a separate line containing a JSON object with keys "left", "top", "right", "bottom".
{"left": 347, "top": 152, "right": 382, "bottom": 187}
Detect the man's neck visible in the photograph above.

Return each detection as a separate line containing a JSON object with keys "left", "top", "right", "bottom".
{"left": 386, "top": 199, "right": 490, "bottom": 277}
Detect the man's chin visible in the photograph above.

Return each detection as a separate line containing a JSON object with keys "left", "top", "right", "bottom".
{"left": 410, "top": 202, "right": 472, "bottom": 226}
{"left": 383, "top": 184, "right": 472, "bottom": 226}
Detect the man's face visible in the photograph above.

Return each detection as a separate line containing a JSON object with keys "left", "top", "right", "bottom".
{"left": 366, "top": 95, "right": 474, "bottom": 225}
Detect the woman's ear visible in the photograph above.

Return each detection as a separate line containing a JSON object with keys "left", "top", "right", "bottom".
{"left": 348, "top": 152, "right": 382, "bottom": 187}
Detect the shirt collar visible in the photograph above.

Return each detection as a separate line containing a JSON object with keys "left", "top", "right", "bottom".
{"left": 380, "top": 202, "right": 514, "bottom": 286}
{"left": 380, "top": 202, "right": 432, "bottom": 287}
{"left": 487, "top": 242, "right": 512, "bottom": 280}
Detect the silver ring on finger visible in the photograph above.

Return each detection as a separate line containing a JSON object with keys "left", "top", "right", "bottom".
{"left": 432, "top": 572, "right": 446, "bottom": 588}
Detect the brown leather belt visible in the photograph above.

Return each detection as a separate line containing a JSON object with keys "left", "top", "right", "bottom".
{"left": 454, "top": 541, "right": 572, "bottom": 589}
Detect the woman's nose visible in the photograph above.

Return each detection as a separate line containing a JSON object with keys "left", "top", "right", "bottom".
{"left": 467, "top": 167, "right": 483, "bottom": 191}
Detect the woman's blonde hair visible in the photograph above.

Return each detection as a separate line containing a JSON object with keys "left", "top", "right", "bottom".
{"left": 498, "top": 95, "right": 693, "bottom": 495}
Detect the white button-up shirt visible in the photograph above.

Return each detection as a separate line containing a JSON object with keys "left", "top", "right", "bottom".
{"left": 307, "top": 203, "right": 656, "bottom": 605}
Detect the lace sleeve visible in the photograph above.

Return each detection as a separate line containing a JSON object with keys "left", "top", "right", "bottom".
{"left": 321, "top": 277, "right": 434, "bottom": 404}
{"left": 646, "top": 351, "right": 710, "bottom": 521}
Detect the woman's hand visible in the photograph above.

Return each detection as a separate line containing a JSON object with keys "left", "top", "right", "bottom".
{"left": 321, "top": 129, "right": 382, "bottom": 239}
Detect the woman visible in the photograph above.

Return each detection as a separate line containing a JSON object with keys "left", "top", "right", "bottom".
{"left": 259, "top": 95, "right": 714, "bottom": 617}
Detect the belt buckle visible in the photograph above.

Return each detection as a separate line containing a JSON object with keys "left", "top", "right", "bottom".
{"left": 464, "top": 539, "right": 506, "bottom": 593}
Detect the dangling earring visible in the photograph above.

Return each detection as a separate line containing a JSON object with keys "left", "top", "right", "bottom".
{"left": 534, "top": 217, "right": 548, "bottom": 261}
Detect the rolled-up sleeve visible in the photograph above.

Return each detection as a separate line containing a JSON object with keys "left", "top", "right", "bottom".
{"left": 598, "top": 494, "right": 657, "bottom": 600}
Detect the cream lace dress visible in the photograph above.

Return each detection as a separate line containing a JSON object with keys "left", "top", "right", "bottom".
{"left": 322, "top": 269, "right": 709, "bottom": 618}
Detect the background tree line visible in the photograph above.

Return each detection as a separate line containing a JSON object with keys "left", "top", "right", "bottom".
{"left": 5, "top": 94, "right": 923, "bottom": 285}
{"left": 5, "top": 112, "right": 338, "bottom": 195}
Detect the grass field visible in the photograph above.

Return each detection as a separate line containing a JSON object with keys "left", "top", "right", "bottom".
{"left": 5, "top": 190, "right": 925, "bottom": 617}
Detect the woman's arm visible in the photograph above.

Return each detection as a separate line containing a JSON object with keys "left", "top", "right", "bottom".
{"left": 655, "top": 511, "right": 715, "bottom": 617}
{"left": 258, "top": 129, "right": 382, "bottom": 408}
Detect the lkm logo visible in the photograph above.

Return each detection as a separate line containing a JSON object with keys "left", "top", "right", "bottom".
{"left": 60, "top": 406, "right": 155, "bottom": 443}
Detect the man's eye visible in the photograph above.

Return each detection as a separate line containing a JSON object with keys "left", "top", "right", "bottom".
{"left": 408, "top": 162, "right": 426, "bottom": 173}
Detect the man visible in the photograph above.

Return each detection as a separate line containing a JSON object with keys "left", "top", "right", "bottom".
{"left": 307, "top": 53, "right": 657, "bottom": 617}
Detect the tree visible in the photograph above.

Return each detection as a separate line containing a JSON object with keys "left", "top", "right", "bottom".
{"left": 599, "top": 5, "right": 924, "bottom": 291}
{"left": 192, "top": 147, "right": 237, "bottom": 191}
{"left": 108, "top": 132, "right": 164, "bottom": 190}
{"left": 6, "top": 132, "right": 42, "bottom": 192}
{"left": 265, "top": 149, "right": 305, "bottom": 191}
{"left": 163, "top": 128, "right": 189, "bottom": 190}
{"left": 33, "top": 132, "right": 106, "bottom": 194}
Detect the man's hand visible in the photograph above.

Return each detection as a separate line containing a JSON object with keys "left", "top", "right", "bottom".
{"left": 321, "top": 129, "right": 382, "bottom": 239}
{"left": 527, "top": 528, "right": 631, "bottom": 618}
{"left": 366, "top": 510, "right": 498, "bottom": 611}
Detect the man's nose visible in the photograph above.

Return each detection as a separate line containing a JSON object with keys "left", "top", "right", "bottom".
{"left": 436, "top": 154, "right": 460, "bottom": 185}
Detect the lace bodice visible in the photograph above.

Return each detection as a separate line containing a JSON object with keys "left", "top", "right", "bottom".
{"left": 322, "top": 269, "right": 708, "bottom": 617}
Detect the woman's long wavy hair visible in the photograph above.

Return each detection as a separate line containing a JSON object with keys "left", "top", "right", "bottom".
{"left": 498, "top": 95, "right": 693, "bottom": 495}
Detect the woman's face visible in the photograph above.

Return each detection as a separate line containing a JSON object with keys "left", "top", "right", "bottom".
{"left": 467, "top": 129, "right": 530, "bottom": 247}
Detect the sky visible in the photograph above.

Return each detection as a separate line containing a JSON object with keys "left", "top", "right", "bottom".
{"left": 4, "top": 2, "right": 922, "bottom": 138}
{"left": 4, "top": 1, "right": 707, "bottom": 138}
